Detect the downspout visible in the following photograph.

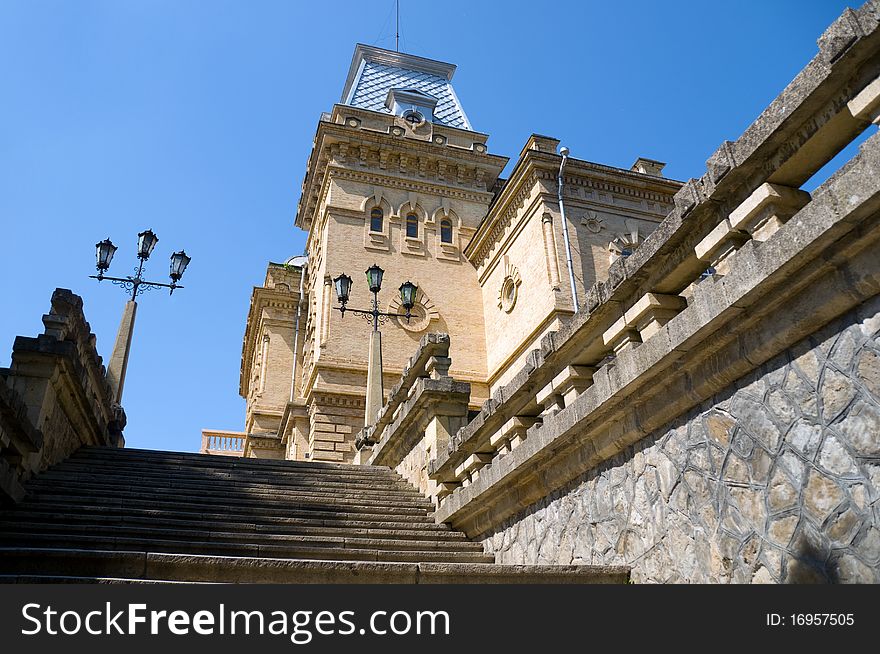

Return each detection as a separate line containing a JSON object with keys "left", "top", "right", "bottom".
{"left": 557, "top": 146, "right": 580, "bottom": 313}
{"left": 290, "top": 260, "right": 307, "bottom": 402}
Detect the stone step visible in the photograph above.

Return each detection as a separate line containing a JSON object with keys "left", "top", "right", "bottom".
{"left": 0, "top": 521, "right": 483, "bottom": 552}
{"left": 55, "top": 458, "right": 414, "bottom": 489}
{"left": 0, "top": 575, "right": 203, "bottom": 584}
{"left": 7, "top": 501, "right": 443, "bottom": 529}
{"left": 0, "top": 510, "right": 461, "bottom": 539}
{"left": 15, "top": 494, "right": 435, "bottom": 522}
{"left": 31, "top": 471, "right": 426, "bottom": 502}
{"left": 0, "top": 533, "right": 496, "bottom": 564}
{"left": 26, "top": 482, "right": 434, "bottom": 513}
{"left": 46, "top": 463, "right": 419, "bottom": 493}
{"left": 0, "top": 548, "right": 630, "bottom": 584}
{"left": 72, "top": 447, "right": 393, "bottom": 477}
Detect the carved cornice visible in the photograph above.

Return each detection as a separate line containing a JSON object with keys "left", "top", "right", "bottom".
{"left": 239, "top": 283, "right": 301, "bottom": 398}
{"left": 465, "top": 150, "right": 681, "bottom": 269}
{"left": 465, "top": 168, "right": 544, "bottom": 270}
{"left": 295, "top": 118, "right": 507, "bottom": 234}
{"left": 329, "top": 166, "right": 495, "bottom": 203}
{"left": 310, "top": 392, "right": 367, "bottom": 409}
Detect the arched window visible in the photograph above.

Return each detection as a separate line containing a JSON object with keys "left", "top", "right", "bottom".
{"left": 370, "top": 207, "right": 383, "bottom": 232}
{"left": 440, "top": 218, "right": 453, "bottom": 244}
{"left": 406, "top": 213, "right": 419, "bottom": 238}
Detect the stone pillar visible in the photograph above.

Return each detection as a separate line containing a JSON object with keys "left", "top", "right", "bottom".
{"left": 602, "top": 293, "right": 686, "bottom": 353}
{"left": 728, "top": 183, "right": 810, "bottom": 243}
{"left": 106, "top": 300, "right": 137, "bottom": 405}
{"left": 364, "top": 329, "right": 384, "bottom": 426}
{"left": 536, "top": 382, "right": 565, "bottom": 417}
{"left": 694, "top": 219, "right": 750, "bottom": 277}
{"left": 848, "top": 75, "right": 880, "bottom": 125}
{"left": 541, "top": 213, "right": 561, "bottom": 290}
{"left": 553, "top": 365, "right": 596, "bottom": 406}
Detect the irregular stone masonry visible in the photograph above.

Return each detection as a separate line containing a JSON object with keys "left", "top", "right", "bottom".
{"left": 483, "top": 295, "right": 880, "bottom": 583}
{"left": 406, "top": 3, "right": 880, "bottom": 587}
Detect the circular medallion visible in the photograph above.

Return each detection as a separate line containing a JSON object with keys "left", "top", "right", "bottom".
{"left": 500, "top": 277, "right": 518, "bottom": 313}
{"left": 402, "top": 109, "right": 426, "bottom": 127}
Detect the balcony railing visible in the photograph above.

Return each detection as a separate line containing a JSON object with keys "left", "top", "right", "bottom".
{"left": 200, "top": 430, "right": 246, "bottom": 457}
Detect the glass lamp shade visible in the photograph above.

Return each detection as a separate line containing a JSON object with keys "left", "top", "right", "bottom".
{"left": 169, "top": 250, "right": 191, "bottom": 282}
{"left": 137, "top": 229, "right": 159, "bottom": 260}
{"left": 333, "top": 273, "right": 352, "bottom": 305}
{"left": 399, "top": 281, "right": 418, "bottom": 310}
{"left": 95, "top": 238, "right": 117, "bottom": 272}
{"left": 365, "top": 264, "right": 384, "bottom": 293}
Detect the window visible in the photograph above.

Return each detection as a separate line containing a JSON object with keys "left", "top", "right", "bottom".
{"left": 370, "top": 207, "right": 383, "bottom": 232}
{"left": 440, "top": 218, "right": 453, "bottom": 243}
{"left": 620, "top": 247, "right": 633, "bottom": 258}
{"left": 406, "top": 214, "right": 418, "bottom": 238}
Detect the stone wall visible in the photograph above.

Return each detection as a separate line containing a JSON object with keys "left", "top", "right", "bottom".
{"left": 395, "top": 435, "right": 432, "bottom": 498}
{"left": 0, "top": 289, "right": 124, "bottom": 503}
{"left": 429, "top": 3, "right": 880, "bottom": 559}
{"left": 482, "top": 294, "right": 880, "bottom": 583}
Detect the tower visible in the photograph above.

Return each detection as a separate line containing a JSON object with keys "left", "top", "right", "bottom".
{"left": 240, "top": 45, "right": 508, "bottom": 462}
{"left": 232, "top": 44, "right": 681, "bottom": 463}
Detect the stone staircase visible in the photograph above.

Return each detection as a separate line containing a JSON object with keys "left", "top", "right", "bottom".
{"left": 0, "top": 447, "right": 627, "bottom": 583}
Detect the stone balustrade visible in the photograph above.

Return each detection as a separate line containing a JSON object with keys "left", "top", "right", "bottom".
{"left": 354, "top": 333, "right": 471, "bottom": 500}
{"left": 356, "top": 332, "right": 455, "bottom": 450}
{"left": 200, "top": 429, "right": 246, "bottom": 456}
{"left": 424, "top": 2, "right": 880, "bottom": 540}
{"left": 0, "top": 289, "right": 125, "bottom": 504}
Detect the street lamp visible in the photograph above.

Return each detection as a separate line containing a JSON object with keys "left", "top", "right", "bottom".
{"left": 332, "top": 264, "right": 418, "bottom": 426}
{"left": 90, "top": 230, "right": 191, "bottom": 405}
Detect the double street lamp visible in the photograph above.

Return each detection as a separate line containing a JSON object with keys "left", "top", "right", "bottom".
{"left": 332, "top": 264, "right": 417, "bottom": 425}
{"left": 90, "top": 229, "right": 191, "bottom": 405}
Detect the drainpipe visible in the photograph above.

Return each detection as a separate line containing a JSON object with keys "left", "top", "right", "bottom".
{"left": 557, "top": 146, "right": 580, "bottom": 313}
{"left": 290, "top": 260, "right": 307, "bottom": 403}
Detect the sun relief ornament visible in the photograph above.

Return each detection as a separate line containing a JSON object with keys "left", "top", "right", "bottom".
{"left": 497, "top": 260, "right": 522, "bottom": 313}
{"left": 609, "top": 221, "right": 643, "bottom": 261}
{"left": 581, "top": 210, "right": 604, "bottom": 233}
{"left": 388, "top": 287, "right": 439, "bottom": 333}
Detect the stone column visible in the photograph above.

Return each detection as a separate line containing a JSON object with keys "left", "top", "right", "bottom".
{"left": 364, "top": 329, "right": 384, "bottom": 426}
{"left": 541, "top": 213, "right": 561, "bottom": 290}
{"left": 106, "top": 300, "right": 137, "bottom": 405}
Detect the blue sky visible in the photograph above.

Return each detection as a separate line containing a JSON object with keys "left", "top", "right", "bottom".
{"left": 0, "top": 0, "right": 860, "bottom": 452}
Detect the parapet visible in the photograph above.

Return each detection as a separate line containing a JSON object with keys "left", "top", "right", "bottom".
{"left": 0, "top": 289, "right": 124, "bottom": 503}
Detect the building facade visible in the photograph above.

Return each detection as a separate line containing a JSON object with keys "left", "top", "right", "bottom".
{"left": 220, "top": 44, "right": 682, "bottom": 463}
{"left": 199, "top": 0, "right": 880, "bottom": 582}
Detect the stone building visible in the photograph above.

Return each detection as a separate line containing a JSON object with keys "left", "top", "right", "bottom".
{"left": 223, "top": 44, "right": 682, "bottom": 463}
{"left": 1, "top": 2, "right": 878, "bottom": 584}
{"left": 206, "top": 2, "right": 880, "bottom": 583}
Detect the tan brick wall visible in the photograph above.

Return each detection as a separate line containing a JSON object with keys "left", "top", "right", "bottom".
{"left": 316, "top": 176, "right": 490, "bottom": 387}
{"left": 480, "top": 207, "right": 560, "bottom": 382}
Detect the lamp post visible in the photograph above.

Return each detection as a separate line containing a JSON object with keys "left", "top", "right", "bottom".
{"left": 332, "top": 264, "right": 417, "bottom": 426}
{"left": 90, "top": 229, "right": 191, "bottom": 405}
